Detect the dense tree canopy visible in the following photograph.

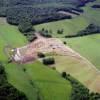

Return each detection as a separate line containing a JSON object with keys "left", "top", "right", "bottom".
{"left": 0, "top": 0, "right": 93, "bottom": 33}
{"left": 0, "top": 62, "right": 28, "bottom": 100}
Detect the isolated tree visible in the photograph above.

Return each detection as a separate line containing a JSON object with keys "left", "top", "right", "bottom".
{"left": 43, "top": 57, "right": 55, "bottom": 65}
{"left": 62, "top": 72, "right": 67, "bottom": 78}
{"left": 57, "top": 29, "right": 64, "bottom": 34}
{"left": 63, "top": 41, "right": 67, "bottom": 44}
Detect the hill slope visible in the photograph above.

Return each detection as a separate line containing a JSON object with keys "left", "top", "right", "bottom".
{"left": 0, "top": 18, "right": 72, "bottom": 100}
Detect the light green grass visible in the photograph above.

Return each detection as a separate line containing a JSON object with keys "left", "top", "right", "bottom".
{"left": 53, "top": 55, "right": 99, "bottom": 92}
{"left": 24, "top": 61, "right": 72, "bottom": 100}
{"left": 62, "top": 34, "right": 100, "bottom": 70}
{"left": 0, "top": 18, "right": 72, "bottom": 100}
{"left": 34, "top": 0, "right": 100, "bottom": 92}
{"left": 35, "top": 16, "right": 89, "bottom": 38}
{"left": 0, "top": 18, "right": 27, "bottom": 62}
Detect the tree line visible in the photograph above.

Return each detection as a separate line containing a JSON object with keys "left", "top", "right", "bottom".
{"left": 65, "top": 23, "right": 100, "bottom": 38}
{"left": 62, "top": 72, "right": 100, "bottom": 100}
{"left": 0, "top": 62, "right": 28, "bottom": 100}
{"left": 0, "top": 0, "right": 89, "bottom": 34}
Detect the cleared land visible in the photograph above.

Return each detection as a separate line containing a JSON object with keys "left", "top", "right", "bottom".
{"left": 0, "top": 18, "right": 72, "bottom": 100}
{"left": 13, "top": 34, "right": 88, "bottom": 63}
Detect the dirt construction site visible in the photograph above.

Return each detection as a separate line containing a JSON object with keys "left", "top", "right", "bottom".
{"left": 12, "top": 33, "right": 84, "bottom": 63}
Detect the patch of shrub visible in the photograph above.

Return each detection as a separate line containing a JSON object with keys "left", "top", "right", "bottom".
{"left": 43, "top": 57, "right": 55, "bottom": 65}
{"left": 40, "top": 29, "right": 52, "bottom": 38}
{"left": 38, "top": 52, "right": 45, "bottom": 58}
{"left": 57, "top": 29, "right": 64, "bottom": 34}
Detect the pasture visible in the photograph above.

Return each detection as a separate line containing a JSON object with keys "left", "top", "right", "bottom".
{"left": 82, "top": 0, "right": 100, "bottom": 25}
{"left": 0, "top": 18, "right": 72, "bottom": 100}
{"left": 53, "top": 55, "right": 100, "bottom": 92}
{"left": 65, "top": 34, "right": 100, "bottom": 70}
{"left": 35, "top": 16, "right": 89, "bottom": 38}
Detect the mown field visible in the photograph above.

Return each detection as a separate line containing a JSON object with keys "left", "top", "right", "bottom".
{"left": 0, "top": 18, "right": 72, "bottom": 100}
{"left": 52, "top": 55, "right": 100, "bottom": 92}
{"left": 35, "top": 16, "right": 89, "bottom": 38}
{"left": 66, "top": 34, "right": 100, "bottom": 70}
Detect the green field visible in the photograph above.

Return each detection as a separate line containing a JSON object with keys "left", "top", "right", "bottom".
{"left": 35, "top": 16, "right": 89, "bottom": 38}
{"left": 0, "top": 0, "right": 100, "bottom": 98}
{"left": 52, "top": 55, "right": 100, "bottom": 92}
{"left": 66, "top": 34, "right": 100, "bottom": 70}
{"left": 0, "top": 18, "right": 72, "bottom": 100}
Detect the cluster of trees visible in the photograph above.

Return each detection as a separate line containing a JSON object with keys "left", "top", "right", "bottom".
{"left": 0, "top": 62, "right": 27, "bottom": 100}
{"left": 39, "top": 28, "right": 52, "bottom": 38}
{"left": 43, "top": 57, "right": 55, "bottom": 65}
{"left": 62, "top": 72, "right": 100, "bottom": 100}
{"left": 24, "top": 31, "right": 37, "bottom": 42}
{"left": 65, "top": 24, "right": 100, "bottom": 38}
{"left": 77, "top": 24, "right": 100, "bottom": 36}
{"left": 57, "top": 29, "right": 64, "bottom": 34}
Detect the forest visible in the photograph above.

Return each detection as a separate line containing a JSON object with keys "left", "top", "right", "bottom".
{"left": 0, "top": 62, "right": 27, "bottom": 100}
{"left": 0, "top": 0, "right": 94, "bottom": 33}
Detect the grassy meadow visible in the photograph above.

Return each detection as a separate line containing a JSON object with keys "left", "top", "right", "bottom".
{"left": 0, "top": 18, "right": 72, "bottom": 100}
{"left": 35, "top": 16, "right": 89, "bottom": 38}
{"left": 66, "top": 34, "right": 100, "bottom": 70}
{"left": 52, "top": 55, "right": 100, "bottom": 92}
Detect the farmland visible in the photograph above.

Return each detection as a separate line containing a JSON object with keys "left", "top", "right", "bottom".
{"left": 0, "top": 0, "right": 100, "bottom": 99}
{"left": 0, "top": 18, "right": 72, "bottom": 100}
{"left": 34, "top": 0, "right": 100, "bottom": 93}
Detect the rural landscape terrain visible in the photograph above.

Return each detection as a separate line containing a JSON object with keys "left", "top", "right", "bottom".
{"left": 0, "top": 0, "right": 100, "bottom": 100}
